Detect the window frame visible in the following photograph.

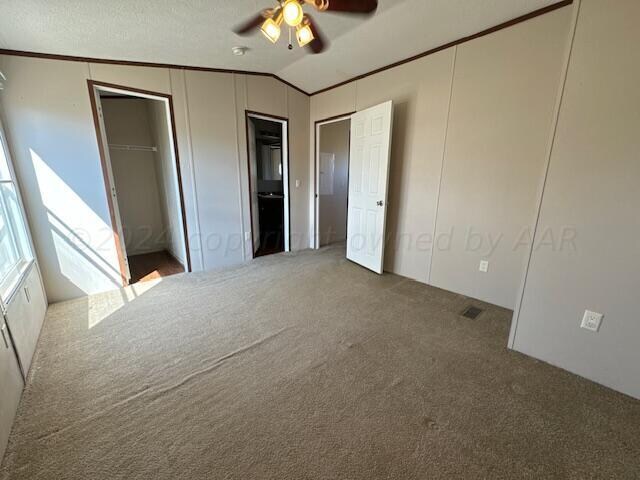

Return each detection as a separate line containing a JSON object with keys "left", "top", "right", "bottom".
{"left": 0, "top": 116, "right": 35, "bottom": 307}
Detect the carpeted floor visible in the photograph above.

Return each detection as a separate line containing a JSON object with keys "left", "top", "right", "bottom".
{"left": 1, "top": 245, "right": 639, "bottom": 479}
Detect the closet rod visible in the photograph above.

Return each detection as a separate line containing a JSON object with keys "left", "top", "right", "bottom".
{"left": 108, "top": 144, "right": 157, "bottom": 152}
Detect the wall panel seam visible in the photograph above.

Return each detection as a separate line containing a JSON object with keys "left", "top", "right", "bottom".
{"left": 181, "top": 69, "right": 205, "bottom": 270}
{"left": 508, "top": 0, "right": 582, "bottom": 349}
{"left": 428, "top": 45, "right": 457, "bottom": 285}
{"left": 232, "top": 74, "right": 246, "bottom": 261}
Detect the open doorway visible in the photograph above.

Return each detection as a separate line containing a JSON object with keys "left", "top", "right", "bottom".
{"left": 246, "top": 111, "right": 290, "bottom": 258}
{"left": 88, "top": 81, "right": 191, "bottom": 285}
{"left": 313, "top": 102, "right": 393, "bottom": 274}
{"left": 314, "top": 115, "right": 352, "bottom": 248}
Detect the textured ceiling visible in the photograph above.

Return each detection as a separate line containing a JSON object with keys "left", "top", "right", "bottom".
{"left": 0, "top": 0, "right": 561, "bottom": 93}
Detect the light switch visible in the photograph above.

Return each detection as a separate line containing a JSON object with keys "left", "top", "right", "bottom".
{"left": 295, "top": 179, "right": 301, "bottom": 188}
{"left": 479, "top": 260, "right": 489, "bottom": 273}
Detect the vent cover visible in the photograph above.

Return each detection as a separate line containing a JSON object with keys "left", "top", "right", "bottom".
{"left": 461, "top": 306, "right": 483, "bottom": 320}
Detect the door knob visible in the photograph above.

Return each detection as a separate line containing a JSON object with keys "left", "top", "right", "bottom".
{"left": 376, "top": 200, "right": 384, "bottom": 207}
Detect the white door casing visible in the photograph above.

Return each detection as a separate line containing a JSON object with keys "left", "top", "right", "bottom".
{"left": 346, "top": 101, "right": 394, "bottom": 274}
{"left": 313, "top": 115, "right": 351, "bottom": 249}
{"left": 93, "top": 90, "right": 131, "bottom": 281}
{"left": 246, "top": 113, "right": 290, "bottom": 255}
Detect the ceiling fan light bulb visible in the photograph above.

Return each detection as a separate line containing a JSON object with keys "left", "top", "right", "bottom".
{"left": 296, "top": 24, "right": 314, "bottom": 47}
{"left": 261, "top": 17, "right": 281, "bottom": 43}
{"left": 283, "top": 0, "right": 304, "bottom": 27}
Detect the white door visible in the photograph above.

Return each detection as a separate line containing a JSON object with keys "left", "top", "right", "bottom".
{"left": 346, "top": 101, "right": 393, "bottom": 273}
{"left": 93, "top": 91, "right": 131, "bottom": 281}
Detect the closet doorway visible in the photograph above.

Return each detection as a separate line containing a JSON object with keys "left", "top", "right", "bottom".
{"left": 314, "top": 114, "right": 352, "bottom": 248}
{"left": 88, "top": 81, "right": 191, "bottom": 285}
{"left": 246, "top": 111, "right": 290, "bottom": 258}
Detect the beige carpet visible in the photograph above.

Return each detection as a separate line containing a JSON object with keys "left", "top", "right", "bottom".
{"left": 1, "top": 245, "right": 639, "bottom": 479}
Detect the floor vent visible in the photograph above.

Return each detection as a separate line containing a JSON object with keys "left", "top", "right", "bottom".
{"left": 461, "top": 306, "right": 483, "bottom": 320}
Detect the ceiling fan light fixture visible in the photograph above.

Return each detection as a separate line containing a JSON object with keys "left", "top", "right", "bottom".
{"left": 260, "top": 15, "right": 282, "bottom": 43}
{"left": 296, "top": 23, "right": 314, "bottom": 47}
{"left": 282, "top": 0, "right": 304, "bottom": 27}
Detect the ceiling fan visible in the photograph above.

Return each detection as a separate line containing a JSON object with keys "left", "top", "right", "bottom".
{"left": 233, "top": 0, "right": 378, "bottom": 54}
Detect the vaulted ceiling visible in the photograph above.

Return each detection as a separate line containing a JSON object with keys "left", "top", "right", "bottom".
{"left": 0, "top": 0, "right": 561, "bottom": 93}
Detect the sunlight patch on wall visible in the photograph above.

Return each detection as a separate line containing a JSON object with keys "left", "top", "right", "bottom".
{"left": 31, "top": 148, "right": 122, "bottom": 294}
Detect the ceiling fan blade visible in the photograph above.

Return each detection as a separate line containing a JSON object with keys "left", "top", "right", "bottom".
{"left": 315, "top": 0, "right": 378, "bottom": 14}
{"left": 305, "top": 15, "right": 328, "bottom": 54}
{"left": 233, "top": 9, "right": 271, "bottom": 35}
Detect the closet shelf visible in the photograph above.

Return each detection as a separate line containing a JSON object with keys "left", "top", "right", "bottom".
{"left": 109, "top": 144, "right": 157, "bottom": 152}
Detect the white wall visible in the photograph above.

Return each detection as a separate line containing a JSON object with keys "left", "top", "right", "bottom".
{"left": 102, "top": 98, "right": 167, "bottom": 256}
{"left": 0, "top": 60, "right": 310, "bottom": 302}
{"left": 318, "top": 119, "right": 349, "bottom": 246}
{"left": 511, "top": 0, "right": 640, "bottom": 400}
{"left": 310, "top": 6, "right": 572, "bottom": 309}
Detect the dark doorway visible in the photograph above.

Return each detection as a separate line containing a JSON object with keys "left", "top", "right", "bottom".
{"left": 246, "top": 113, "right": 289, "bottom": 258}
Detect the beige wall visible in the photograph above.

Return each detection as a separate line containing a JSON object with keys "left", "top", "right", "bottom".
{"left": 182, "top": 70, "right": 242, "bottom": 270}
{"left": 286, "top": 87, "right": 310, "bottom": 251}
{"left": 0, "top": 58, "right": 310, "bottom": 302}
{"left": 511, "top": 0, "right": 640, "bottom": 399}
{"left": 318, "top": 119, "right": 350, "bottom": 246}
{"left": 310, "top": 6, "right": 572, "bottom": 308}
{"left": 430, "top": 8, "right": 571, "bottom": 308}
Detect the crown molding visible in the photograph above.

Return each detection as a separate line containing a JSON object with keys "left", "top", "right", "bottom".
{"left": 0, "top": 48, "right": 310, "bottom": 96}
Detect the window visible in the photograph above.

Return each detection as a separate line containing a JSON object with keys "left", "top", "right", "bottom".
{"left": 0, "top": 121, "right": 33, "bottom": 303}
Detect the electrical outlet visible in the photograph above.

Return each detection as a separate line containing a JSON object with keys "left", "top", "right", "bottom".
{"left": 581, "top": 310, "right": 603, "bottom": 332}
{"left": 479, "top": 260, "right": 489, "bottom": 273}
{"left": 295, "top": 179, "right": 301, "bottom": 188}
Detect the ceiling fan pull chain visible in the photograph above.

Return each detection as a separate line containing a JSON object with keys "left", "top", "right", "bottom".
{"left": 288, "top": 26, "right": 293, "bottom": 50}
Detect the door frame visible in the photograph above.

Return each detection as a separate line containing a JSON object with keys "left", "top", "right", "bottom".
{"left": 87, "top": 80, "right": 192, "bottom": 286}
{"left": 313, "top": 112, "right": 355, "bottom": 249}
{"left": 244, "top": 110, "right": 291, "bottom": 258}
